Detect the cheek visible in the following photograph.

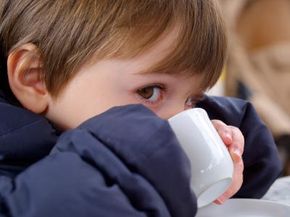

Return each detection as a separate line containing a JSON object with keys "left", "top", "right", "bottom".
{"left": 48, "top": 89, "right": 140, "bottom": 129}
{"left": 46, "top": 84, "right": 109, "bottom": 129}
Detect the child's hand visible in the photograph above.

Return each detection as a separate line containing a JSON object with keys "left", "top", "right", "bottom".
{"left": 211, "top": 119, "right": 245, "bottom": 204}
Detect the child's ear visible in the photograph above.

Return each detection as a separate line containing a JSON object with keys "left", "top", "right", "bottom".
{"left": 7, "top": 43, "right": 50, "bottom": 114}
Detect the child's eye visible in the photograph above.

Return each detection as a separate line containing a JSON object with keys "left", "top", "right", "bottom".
{"left": 137, "top": 85, "right": 163, "bottom": 104}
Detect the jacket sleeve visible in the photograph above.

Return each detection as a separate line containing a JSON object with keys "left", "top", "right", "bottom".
{"left": 0, "top": 105, "right": 197, "bottom": 217}
{"left": 197, "top": 95, "right": 283, "bottom": 198}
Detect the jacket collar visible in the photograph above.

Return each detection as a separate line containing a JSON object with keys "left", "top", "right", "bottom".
{"left": 0, "top": 90, "right": 58, "bottom": 174}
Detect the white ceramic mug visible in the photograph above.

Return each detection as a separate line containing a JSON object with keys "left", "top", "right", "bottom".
{"left": 168, "top": 108, "right": 233, "bottom": 208}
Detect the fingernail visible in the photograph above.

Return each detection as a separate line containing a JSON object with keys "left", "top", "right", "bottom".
{"left": 231, "top": 148, "right": 241, "bottom": 161}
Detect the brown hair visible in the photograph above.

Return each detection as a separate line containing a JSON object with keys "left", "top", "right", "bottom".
{"left": 0, "top": 0, "right": 227, "bottom": 97}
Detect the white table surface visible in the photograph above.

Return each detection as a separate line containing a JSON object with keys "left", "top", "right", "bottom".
{"left": 262, "top": 176, "right": 290, "bottom": 205}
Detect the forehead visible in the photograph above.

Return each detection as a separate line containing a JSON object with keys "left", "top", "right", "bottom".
{"left": 85, "top": 24, "right": 208, "bottom": 94}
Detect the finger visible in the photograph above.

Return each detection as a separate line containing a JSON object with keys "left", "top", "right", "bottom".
{"left": 214, "top": 159, "right": 244, "bottom": 204}
{"left": 211, "top": 119, "right": 233, "bottom": 145}
{"left": 228, "top": 126, "right": 245, "bottom": 160}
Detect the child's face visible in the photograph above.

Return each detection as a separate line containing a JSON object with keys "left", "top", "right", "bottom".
{"left": 45, "top": 29, "right": 205, "bottom": 129}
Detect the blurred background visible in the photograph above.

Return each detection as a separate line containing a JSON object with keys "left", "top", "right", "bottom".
{"left": 208, "top": 0, "right": 290, "bottom": 176}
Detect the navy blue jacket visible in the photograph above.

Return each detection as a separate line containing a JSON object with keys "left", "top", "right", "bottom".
{"left": 0, "top": 92, "right": 282, "bottom": 217}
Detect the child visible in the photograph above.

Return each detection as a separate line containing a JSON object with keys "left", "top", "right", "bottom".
{"left": 0, "top": 1, "right": 281, "bottom": 216}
